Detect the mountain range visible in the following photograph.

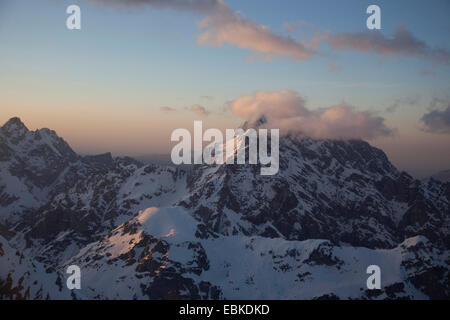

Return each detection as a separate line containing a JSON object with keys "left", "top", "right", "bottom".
{"left": 0, "top": 117, "right": 449, "bottom": 300}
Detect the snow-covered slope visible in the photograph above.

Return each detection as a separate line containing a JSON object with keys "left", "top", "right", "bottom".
{"left": 62, "top": 207, "right": 448, "bottom": 299}
{"left": 1, "top": 117, "right": 449, "bottom": 299}
{"left": 0, "top": 235, "right": 76, "bottom": 299}
{"left": 12, "top": 163, "right": 188, "bottom": 266}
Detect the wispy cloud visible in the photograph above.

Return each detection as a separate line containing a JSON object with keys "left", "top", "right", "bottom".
{"left": 88, "top": 1, "right": 450, "bottom": 65}
{"left": 160, "top": 106, "right": 176, "bottom": 112}
{"left": 386, "top": 96, "right": 420, "bottom": 113}
{"left": 421, "top": 101, "right": 450, "bottom": 134}
{"left": 190, "top": 104, "right": 210, "bottom": 116}
{"left": 196, "top": 1, "right": 321, "bottom": 61}
{"left": 328, "top": 26, "right": 450, "bottom": 65}
{"left": 90, "top": 0, "right": 321, "bottom": 62}
{"left": 229, "top": 89, "right": 393, "bottom": 140}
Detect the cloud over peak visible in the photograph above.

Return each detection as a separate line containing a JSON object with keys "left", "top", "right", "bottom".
{"left": 229, "top": 89, "right": 393, "bottom": 140}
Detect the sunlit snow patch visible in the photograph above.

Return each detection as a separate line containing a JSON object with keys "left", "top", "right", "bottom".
{"left": 136, "top": 207, "right": 199, "bottom": 242}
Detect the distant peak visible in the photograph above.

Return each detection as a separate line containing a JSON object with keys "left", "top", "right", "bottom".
{"left": 3, "top": 117, "right": 26, "bottom": 128}
{"left": 241, "top": 115, "right": 268, "bottom": 130}
{"left": 37, "top": 127, "right": 58, "bottom": 137}
{"left": 255, "top": 115, "right": 268, "bottom": 126}
{"left": 83, "top": 152, "right": 114, "bottom": 163}
{"left": 1, "top": 117, "right": 29, "bottom": 136}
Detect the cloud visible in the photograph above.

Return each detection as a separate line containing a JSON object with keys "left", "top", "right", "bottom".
{"left": 160, "top": 106, "right": 176, "bottom": 112}
{"left": 386, "top": 96, "right": 420, "bottom": 113}
{"left": 429, "top": 97, "right": 450, "bottom": 110}
{"left": 89, "top": 1, "right": 450, "bottom": 65}
{"left": 196, "top": 1, "right": 321, "bottom": 61}
{"left": 328, "top": 26, "right": 450, "bottom": 65}
{"left": 190, "top": 104, "right": 210, "bottom": 116}
{"left": 229, "top": 89, "right": 393, "bottom": 140}
{"left": 91, "top": 0, "right": 321, "bottom": 61}
{"left": 421, "top": 104, "right": 450, "bottom": 134}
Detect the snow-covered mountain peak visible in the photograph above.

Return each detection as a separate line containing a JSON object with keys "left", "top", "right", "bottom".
{"left": 36, "top": 127, "right": 59, "bottom": 142}
{"left": 1, "top": 117, "right": 29, "bottom": 141}
{"left": 0, "top": 118, "right": 121, "bottom": 224}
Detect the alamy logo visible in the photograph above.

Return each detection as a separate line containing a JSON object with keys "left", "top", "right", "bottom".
{"left": 366, "top": 265, "right": 381, "bottom": 290}
{"left": 366, "top": 5, "right": 381, "bottom": 30}
{"left": 66, "top": 5, "right": 81, "bottom": 30}
{"left": 66, "top": 265, "right": 81, "bottom": 290}
{"left": 171, "top": 121, "right": 279, "bottom": 175}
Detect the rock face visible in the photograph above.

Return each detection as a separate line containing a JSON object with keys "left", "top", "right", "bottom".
{"left": 0, "top": 118, "right": 133, "bottom": 225}
{"left": 0, "top": 235, "right": 75, "bottom": 300}
{"left": 183, "top": 135, "right": 449, "bottom": 251}
{"left": 0, "top": 117, "right": 449, "bottom": 299}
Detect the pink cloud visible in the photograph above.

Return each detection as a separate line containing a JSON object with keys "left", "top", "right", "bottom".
{"left": 190, "top": 104, "right": 210, "bottom": 116}
{"left": 196, "top": 1, "right": 320, "bottom": 61}
{"left": 89, "top": 1, "right": 450, "bottom": 65}
{"left": 229, "top": 90, "right": 394, "bottom": 140}
{"left": 160, "top": 106, "right": 176, "bottom": 112}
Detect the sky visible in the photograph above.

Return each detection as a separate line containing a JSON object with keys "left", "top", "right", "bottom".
{"left": 0, "top": 0, "right": 450, "bottom": 178}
